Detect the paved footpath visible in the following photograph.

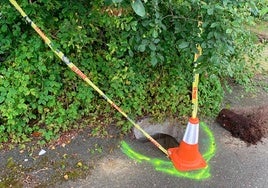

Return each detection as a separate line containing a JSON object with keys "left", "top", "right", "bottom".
{"left": 57, "top": 118, "right": 268, "bottom": 188}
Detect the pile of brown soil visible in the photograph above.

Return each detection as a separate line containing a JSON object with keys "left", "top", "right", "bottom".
{"left": 216, "top": 105, "right": 268, "bottom": 145}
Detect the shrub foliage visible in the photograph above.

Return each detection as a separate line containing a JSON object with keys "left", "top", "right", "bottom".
{"left": 0, "top": 0, "right": 265, "bottom": 144}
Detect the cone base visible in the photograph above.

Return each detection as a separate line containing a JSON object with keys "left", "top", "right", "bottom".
{"left": 168, "top": 142, "right": 207, "bottom": 171}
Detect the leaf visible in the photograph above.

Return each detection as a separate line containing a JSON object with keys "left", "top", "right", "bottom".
{"left": 128, "top": 49, "right": 134, "bottom": 57}
{"left": 149, "top": 43, "right": 156, "bottom": 51}
{"left": 249, "top": 2, "right": 259, "bottom": 16}
{"left": 138, "top": 44, "right": 146, "bottom": 52}
{"left": 223, "top": 0, "right": 228, "bottom": 6}
{"left": 151, "top": 56, "right": 158, "bottom": 66}
{"left": 154, "top": 38, "right": 160, "bottom": 44}
{"left": 178, "top": 41, "right": 189, "bottom": 49}
{"left": 77, "top": 162, "right": 83, "bottom": 167}
{"left": 226, "top": 29, "right": 232, "bottom": 34}
{"left": 64, "top": 174, "right": 69, "bottom": 180}
{"left": 131, "top": 0, "right": 146, "bottom": 17}
{"left": 152, "top": 29, "right": 158, "bottom": 38}
{"left": 18, "top": 103, "right": 27, "bottom": 110}
{"left": 112, "top": 0, "right": 123, "bottom": 3}
{"left": 104, "top": 0, "right": 113, "bottom": 5}
{"left": 260, "top": 7, "right": 268, "bottom": 17}
{"left": 0, "top": 95, "right": 5, "bottom": 103}
{"left": 1, "top": 24, "right": 8, "bottom": 32}
{"left": 210, "top": 22, "right": 219, "bottom": 28}
{"left": 207, "top": 8, "right": 214, "bottom": 15}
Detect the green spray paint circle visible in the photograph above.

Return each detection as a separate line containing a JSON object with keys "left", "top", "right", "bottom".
{"left": 121, "top": 122, "right": 216, "bottom": 180}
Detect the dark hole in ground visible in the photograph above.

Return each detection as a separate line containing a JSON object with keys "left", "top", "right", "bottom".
{"left": 140, "top": 133, "right": 179, "bottom": 150}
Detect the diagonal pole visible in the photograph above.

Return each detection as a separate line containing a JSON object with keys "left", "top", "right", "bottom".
{"left": 9, "top": 0, "right": 168, "bottom": 156}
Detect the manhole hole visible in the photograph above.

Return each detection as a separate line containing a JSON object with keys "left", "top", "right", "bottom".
{"left": 140, "top": 133, "right": 179, "bottom": 150}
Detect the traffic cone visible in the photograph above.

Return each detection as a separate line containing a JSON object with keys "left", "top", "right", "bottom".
{"left": 168, "top": 117, "right": 207, "bottom": 171}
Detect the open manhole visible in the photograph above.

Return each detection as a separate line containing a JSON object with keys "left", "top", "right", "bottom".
{"left": 133, "top": 118, "right": 184, "bottom": 149}
{"left": 150, "top": 133, "right": 179, "bottom": 149}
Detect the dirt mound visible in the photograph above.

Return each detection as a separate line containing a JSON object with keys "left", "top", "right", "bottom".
{"left": 216, "top": 105, "right": 268, "bottom": 145}
{"left": 234, "top": 106, "right": 268, "bottom": 137}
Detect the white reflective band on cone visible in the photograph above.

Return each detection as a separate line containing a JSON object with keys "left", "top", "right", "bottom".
{"left": 182, "top": 122, "right": 199, "bottom": 145}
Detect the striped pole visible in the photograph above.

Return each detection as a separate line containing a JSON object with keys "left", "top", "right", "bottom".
{"left": 191, "top": 44, "right": 202, "bottom": 119}
{"left": 9, "top": 0, "right": 168, "bottom": 156}
{"left": 191, "top": 20, "right": 203, "bottom": 119}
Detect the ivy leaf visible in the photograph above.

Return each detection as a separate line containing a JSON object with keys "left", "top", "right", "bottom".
{"left": 131, "top": 0, "right": 146, "bottom": 17}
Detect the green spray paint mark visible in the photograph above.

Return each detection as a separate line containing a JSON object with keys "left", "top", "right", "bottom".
{"left": 121, "top": 122, "right": 216, "bottom": 180}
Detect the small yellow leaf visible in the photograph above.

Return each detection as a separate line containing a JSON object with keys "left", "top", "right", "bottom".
{"left": 64, "top": 174, "right": 68, "bottom": 180}
{"left": 77, "top": 162, "right": 83, "bottom": 167}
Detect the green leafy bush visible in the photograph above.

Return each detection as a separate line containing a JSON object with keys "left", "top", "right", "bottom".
{"left": 0, "top": 0, "right": 265, "bottom": 144}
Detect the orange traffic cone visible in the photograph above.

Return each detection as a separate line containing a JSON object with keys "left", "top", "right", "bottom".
{"left": 168, "top": 117, "right": 207, "bottom": 171}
